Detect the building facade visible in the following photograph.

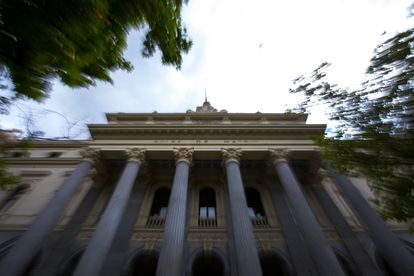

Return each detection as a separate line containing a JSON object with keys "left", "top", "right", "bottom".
{"left": 0, "top": 101, "right": 413, "bottom": 276}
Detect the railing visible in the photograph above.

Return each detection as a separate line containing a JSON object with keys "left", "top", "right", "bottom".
{"left": 198, "top": 217, "right": 217, "bottom": 228}
{"left": 146, "top": 216, "right": 165, "bottom": 228}
{"left": 251, "top": 216, "right": 269, "bottom": 228}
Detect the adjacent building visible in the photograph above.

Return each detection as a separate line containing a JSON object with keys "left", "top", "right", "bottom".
{"left": 0, "top": 101, "right": 413, "bottom": 276}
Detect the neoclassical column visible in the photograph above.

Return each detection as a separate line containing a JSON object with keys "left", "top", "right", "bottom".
{"left": 74, "top": 148, "right": 145, "bottom": 276}
{"left": 156, "top": 148, "right": 193, "bottom": 276}
{"left": 313, "top": 169, "right": 381, "bottom": 276}
{"left": 269, "top": 149, "right": 345, "bottom": 276}
{"left": 0, "top": 147, "right": 99, "bottom": 276}
{"left": 222, "top": 148, "right": 262, "bottom": 276}
{"left": 323, "top": 163, "right": 414, "bottom": 276}
{"left": 269, "top": 187, "right": 318, "bottom": 276}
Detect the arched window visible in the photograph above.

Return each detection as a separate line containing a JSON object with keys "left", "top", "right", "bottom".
{"left": 198, "top": 188, "right": 217, "bottom": 227}
{"left": 245, "top": 187, "right": 268, "bottom": 227}
{"left": 147, "top": 188, "right": 170, "bottom": 228}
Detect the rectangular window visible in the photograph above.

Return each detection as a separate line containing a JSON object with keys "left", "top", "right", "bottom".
{"left": 200, "top": 207, "right": 207, "bottom": 218}
{"left": 208, "top": 207, "right": 216, "bottom": 218}
{"left": 159, "top": 207, "right": 167, "bottom": 218}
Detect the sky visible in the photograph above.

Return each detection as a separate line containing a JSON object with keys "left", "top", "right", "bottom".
{"left": 1, "top": 0, "right": 413, "bottom": 139}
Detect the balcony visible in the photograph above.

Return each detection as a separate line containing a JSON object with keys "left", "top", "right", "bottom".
{"left": 146, "top": 216, "right": 165, "bottom": 228}
{"left": 198, "top": 217, "right": 217, "bottom": 228}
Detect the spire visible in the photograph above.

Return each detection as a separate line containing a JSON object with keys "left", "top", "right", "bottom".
{"left": 204, "top": 88, "right": 208, "bottom": 103}
{"left": 195, "top": 89, "right": 217, "bottom": 112}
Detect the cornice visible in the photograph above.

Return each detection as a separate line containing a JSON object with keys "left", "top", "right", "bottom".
{"left": 16, "top": 140, "right": 91, "bottom": 148}
{"left": 3, "top": 158, "right": 80, "bottom": 165}
{"left": 106, "top": 112, "right": 308, "bottom": 123}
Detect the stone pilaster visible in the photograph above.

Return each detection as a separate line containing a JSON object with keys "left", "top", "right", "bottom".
{"left": 0, "top": 147, "right": 100, "bottom": 276}
{"left": 74, "top": 148, "right": 145, "bottom": 276}
{"left": 222, "top": 148, "right": 262, "bottom": 276}
{"left": 269, "top": 149, "right": 345, "bottom": 276}
{"left": 156, "top": 148, "right": 193, "bottom": 276}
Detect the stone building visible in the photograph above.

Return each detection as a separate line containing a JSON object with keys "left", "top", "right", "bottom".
{"left": 0, "top": 101, "right": 412, "bottom": 276}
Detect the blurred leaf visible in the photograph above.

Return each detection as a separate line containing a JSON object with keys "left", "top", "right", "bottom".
{"left": 0, "top": 0, "right": 192, "bottom": 103}
{"left": 289, "top": 27, "right": 414, "bottom": 221}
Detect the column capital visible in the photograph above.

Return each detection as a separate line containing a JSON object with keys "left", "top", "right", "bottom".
{"left": 80, "top": 147, "right": 101, "bottom": 165}
{"left": 312, "top": 168, "right": 330, "bottom": 187}
{"left": 173, "top": 147, "right": 194, "bottom": 165}
{"left": 317, "top": 168, "right": 329, "bottom": 179}
{"left": 222, "top": 148, "right": 242, "bottom": 164}
{"left": 269, "top": 148, "right": 290, "bottom": 163}
{"left": 126, "top": 148, "right": 146, "bottom": 164}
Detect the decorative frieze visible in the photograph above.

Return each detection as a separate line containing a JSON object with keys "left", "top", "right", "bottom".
{"left": 221, "top": 148, "right": 242, "bottom": 164}
{"left": 187, "top": 232, "right": 228, "bottom": 243}
{"left": 173, "top": 147, "right": 194, "bottom": 164}
{"left": 255, "top": 231, "right": 284, "bottom": 242}
{"left": 131, "top": 231, "right": 164, "bottom": 241}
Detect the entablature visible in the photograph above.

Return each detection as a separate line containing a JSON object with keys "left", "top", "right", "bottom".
{"left": 88, "top": 124, "right": 326, "bottom": 140}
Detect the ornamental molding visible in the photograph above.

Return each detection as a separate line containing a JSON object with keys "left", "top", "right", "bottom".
{"left": 126, "top": 148, "right": 146, "bottom": 164}
{"left": 80, "top": 147, "right": 101, "bottom": 165}
{"left": 173, "top": 147, "right": 194, "bottom": 164}
{"left": 268, "top": 148, "right": 290, "bottom": 163}
{"left": 131, "top": 232, "right": 163, "bottom": 241}
{"left": 187, "top": 232, "right": 227, "bottom": 242}
{"left": 221, "top": 148, "right": 242, "bottom": 164}
{"left": 89, "top": 125, "right": 326, "bottom": 140}
{"left": 255, "top": 231, "right": 284, "bottom": 242}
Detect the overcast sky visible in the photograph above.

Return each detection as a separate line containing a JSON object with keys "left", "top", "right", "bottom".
{"left": 1, "top": 0, "right": 413, "bottom": 139}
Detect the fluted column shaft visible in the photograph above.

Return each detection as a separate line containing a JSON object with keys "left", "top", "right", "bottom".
{"left": 0, "top": 148, "right": 98, "bottom": 276}
{"left": 270, "top": 187, "right": 317, "bottom": 276}
{"left": 270, "top": 149, "right": 345, "bottom": 276}
{"left": 323, "top": 163, "right": 414, "bottom": 276}
{"left": 222, "top": 148, "right": 262, "bottom": 276}
{"left": 74, "top": 148, "right": 145, "bottom": 276}
{"left": 314, "top": 169, "right": 382, "bottom": 275}
{"left": 156, "top": 148, "right": 193, "bottom": 276}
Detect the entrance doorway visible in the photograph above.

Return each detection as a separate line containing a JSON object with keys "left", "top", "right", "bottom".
{"left": 192, "top": 253, "right": 224, "bottom": 276}
{"left": 131, "top": 251, "right": 158, "bottom": 276}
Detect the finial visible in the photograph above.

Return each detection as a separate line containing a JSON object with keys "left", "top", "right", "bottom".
{"left": 204, "top": 88, "right": 208, "bottom": 103}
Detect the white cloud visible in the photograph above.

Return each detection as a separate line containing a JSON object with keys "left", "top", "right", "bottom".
{"left": 1, "top": 0, "right": 413, "bottom": 137}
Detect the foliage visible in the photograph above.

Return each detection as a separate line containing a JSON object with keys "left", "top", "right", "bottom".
{"left": 289, "top": 27, "right": 414, "bottom": 221}
{"left": 0, "top": 130, "right": 30, "bottom": 189}
{"left": 0, "top": 0, "right": 192, "bottom": 102}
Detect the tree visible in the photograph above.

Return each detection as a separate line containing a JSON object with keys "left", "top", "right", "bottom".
{"left": 0, "top": 0, "right": 192, "bottom": 101}
{"left": 0, "top": 130, "right": 30, "bottom": 189}
{"left": 289, "top": 27, "right": 414, "bottom": 221}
